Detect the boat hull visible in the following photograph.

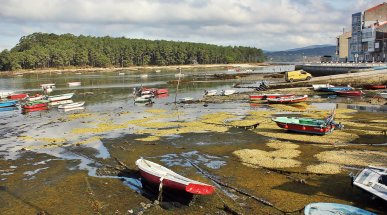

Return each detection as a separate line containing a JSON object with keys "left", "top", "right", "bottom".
{"left": 250, "top": 94, "right": 294, "bottom": 100}
{"left": 0, "top": 100, "right": 18, "bottom": 108}
{"left": 267, "top": 95, "right": 308, "bottom": 104}
{"left": 317, "top": 87, "right": 353, "bottom": 92}
{"left": 274, "top": 121, "right": 333, "bottom": 135}
{"left": 22, "top": 103, "right": 48, "bottom": 109}
{"left": 7, "top": 94, "right": 28, "bottom": 100}
{"left": 364, "top": 85, "right": 386, "bottom": 90}
{"left": 336, "top": 90, "right": 363, "bottom": 96}
{"left": 48, "top": 93, "right": 74, "bottom": 102}
{"left": 304, "top": 203, "right": 375, "bottom": 215}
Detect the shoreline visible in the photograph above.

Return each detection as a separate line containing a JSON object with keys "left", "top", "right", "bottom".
{"left": 0, "top": 63, "right": 269, "bottom": 76}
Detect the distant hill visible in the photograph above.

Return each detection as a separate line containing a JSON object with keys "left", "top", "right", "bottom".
{"left": 266, "top": 45, "right": 336, "bottom": 62}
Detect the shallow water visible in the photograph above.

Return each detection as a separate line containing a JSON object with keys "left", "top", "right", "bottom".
{"left": 0, "top": 68, "right": 386, "bottom": 214}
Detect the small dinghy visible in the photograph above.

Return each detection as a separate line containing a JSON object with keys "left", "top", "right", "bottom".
{"left": 364, "top": 85, "right": 386, "bottom": 90}
{"left": 134, "top": 97, "right": 152, "bottom": 103}
{"left": 312, "top": 84, "right": 334, "bottom": 91}
{"left": 58, "top": 101, "right": 85, "bottom": 109}
{"left": 249, "top": 94, "right": 294, "bottom": 100}
{"left": 336, "top": 90, "right": 363, "bottom": 97}
{"left": 179, "top": 97, "right": 194, "bottom": 103}
{"left": 0, "top": 90, "right": 15, "bottom": 99}
{"left": 379, "top": 91, "right": 387, "bottom": 99}
{"left": 155, "top": 89, "right": 168, "bottom": 95}
{"left": 204, "top": 90, "right": 217, "bottom": 96}
{"left": 267, "top": 95, "right": 308, "bottom": 104}
{"left": 48, "top": 93, "right": 74, "bottom": 102}
{"left": 317, "top": 86, "right": 353, "bottom": 92}
{"left": 304, "top": 203, "right": 375, "bottom": 215}
{"left": 221, "top": 90, "right": 236, "bottom": 96}
{"left": 22, "top": 100, "right": 49, "bottom": 109}
{"left": 7, "top": 93, "right": 28, "bottom": 100}
{"left": 0, "top": 100, "right": 18, "bottom": 108}
{"left": 136, "top": 158, "right": 215, "bottom": 195}
{"left": 352, "top": 166, "right": 387, "bottom": 201}
{"left": 49, "top": 99, "right": 73, "bottom": 106}
{"left": 27, "top": 94, "right": 45, "bottom": 102}
{"left": 68, "top": 82, "right": 81, "bottom": 87}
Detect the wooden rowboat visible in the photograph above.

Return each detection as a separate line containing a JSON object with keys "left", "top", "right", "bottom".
{"left": 335, "top": 90, "right": 363, "bottom": 97}
{"left": 250, "top": 94, "right": 294, "bottom": 100}
{"left": 267, "top": 95, "right": 308, "bottom": 104}
{"left": 304, "top": 203, "right": 375, "bottom": 215}
{"left": 136, "top": 158, "right": 215, "bottom": 195}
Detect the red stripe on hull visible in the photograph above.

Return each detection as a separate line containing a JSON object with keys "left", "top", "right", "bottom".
{"left": 276, "top": 122, "right": 333, "bottom": 135}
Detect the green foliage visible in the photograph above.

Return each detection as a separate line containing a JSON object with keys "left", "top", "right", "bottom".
{"left": 0, "top": 32, "right": 265, "bottom": 71}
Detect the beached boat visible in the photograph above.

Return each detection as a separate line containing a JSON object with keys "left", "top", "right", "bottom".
{"left": 22, "top": 100, "right": 49, "bottom": 109}
{"left": 0, "top": 90, "right": 15, "bottom": 99}
{"left": 136, "top": 158, "right": 215, "bottom": 195}
{"left": 7, "top": 93, "right": 28, "bottom": 100}
{"left": 304, "top": 202, "right": 375, "bottom": 215}
{"left": 352, "top": 166, "right": 387, "bottom": 202}
{"left": 49, "top": 99, "right": 74, "bottom": 106}
{"left": 48, "top": 93, "right": 74, "bottom": 102}
{"left": 379, "top": 91, "right": 387, "bottom": 99}
{"left": 364, "top": 85, "right": 386, "bottom": 90}
{"left": 312, "top": 84, "right": 335, "bottom": 91}
{"left": 140, "top": 74, "right": 149, "bottom": 79}
{"left": 250, "top": 94, "right": 294, "bottom": 100}
{"left": 27, "top": 94, "right": 45, "bottom": 102}
{"left": 174, "top": 73, "right": 185, "bottom": 78}
{"left": 155, "top": 89, "right": 168, "bottom": 95}
{"left": 68, "top": 82, "right": 81, "bottom": 87}
{"left": 134, "top": 97, "right": 152, "bottom": 103}
{"left": 179, "top": 97, "right": 194, "bottom": 103}
{"left": 58, "top": 101, "right": 85, "bottom": 109}
{"left": 22, "top": 106, "right": 48, "bottom": 113}
{"left": 267, "top": 95, "right": 308, "bottom": 104}
{"left": 272, "top": 113, "right": 341, "bottom": 135}
{"left": 140, "top": 94, "right": 154, "bottom": 99}
{"left": 336, "top": 90, "right": 363, "bottom": 97}
{"left": 221, "top": 90, "right": 236, "bottom": 96}
{"left": 64, "top": 107, "right": 85, "bottom": 112}
{"left": 204, "top": 90, "right": 217, "bottom": 96}
{"left": 0, "top": 100, "right": 18, "bottom": 108}
{"left": 0, "top": 107, "right": 18, "bottom": 112}
{"left": 317, "top": 86, "right": 353, "bottom": 92}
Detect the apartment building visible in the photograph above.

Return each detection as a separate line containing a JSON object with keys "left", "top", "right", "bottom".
{"left": 336, "top": 32, "right": 351, "bottom": 62}
{"left": 347, "top": 2, "right": 387, "bottom": 62}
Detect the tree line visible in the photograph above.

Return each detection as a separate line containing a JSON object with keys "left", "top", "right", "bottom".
{"left": 0, "top": 33, "right": 265, "bottom": 71}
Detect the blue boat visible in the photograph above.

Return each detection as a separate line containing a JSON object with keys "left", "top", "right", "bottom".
{"left": 0, "top": 100, "right": 18, "bottom": 108}
{"left": 0, "top": 107, "right": 18, "bottom": 112}
{"left": 317, "top": 86, "right": 353, "bottom": 92}
{"left": 304, "top": 203, "right": 376, "bottom": 215}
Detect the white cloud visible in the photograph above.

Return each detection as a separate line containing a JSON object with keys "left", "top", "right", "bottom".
{"left": 0, "top": 0, "right": 385, "bottom": 51}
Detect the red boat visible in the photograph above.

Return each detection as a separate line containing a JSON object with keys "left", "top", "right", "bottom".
{"left": 7, "top": 93, "right": 28, "bottom": 100}
{"left": 364, "top": 85, "right": 386, "bottom": 90}
{"left": 155, "top": 88, "right": 168, "bottom": 95}
{"left": 136, "top": 158, "right": 215, "bottom": 195}
{"left": 22, "top": 100, "right": 49, "bottom": 109}
{"left": 22, "top": 106, "right": 49, "bottom": 113}
{"left": 249, "top": 94, "right": 294, "bottom": 100}
{"left": 267, "top": 95, "right": 308, "bottom": 104}
{"left": 335, "top": 90, "right": 363, "bottom": 96}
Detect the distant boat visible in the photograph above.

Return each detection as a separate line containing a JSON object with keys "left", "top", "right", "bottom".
{"left": 364, "top": 85, "right": 386, "bottom": 90}
{"left": 140, "top": 74, "right": 149, "bottom": 79}
{"left": 317, "top": 86, "right": 353, "bottom": 92}
{"left": 267, "top": 95, "right": 308, "bottom": 104}
{"left": 41, "top": 83, "right": 56, "bottom": 93}
{"left": 136, "top": 158, "right": 215, "bottom": 195}
{"left": 220, "top": 90, "right": 235, "bottom": 96}
{"left": 0, "top": 90, "right": 15, "bottom": 99}
{"left": 68, "top": 82, "right": 81, "bottom": 87}
{"left": 27, "top": 94, "right": 46, "bottom": 102}
{"left": 204, "top": 90, "right": 217, "bottom": 96}
{"left": 155, "top": 70, "right": 161, "bottom": 73}
{"left": 49, "top": 99, "right": 73, "bottom": 106}
{"left": 335, "top": 90, "right": 363, "bottom": 97}
{"left": 7, "top": 93, "right": 28, "bottom": 100}
{"left": 140, "top": 94, "right": 153, "bottom": 99}
{"left": 58, "top": 101, "right": 85, "bottom": 109}
{"left": 379, "top": 91, "right": 387, "bottom": 99}
{"left": 272, "top": 112, "right": 341, "bottom": 135}
{"left": 312, "top": 84, "right": 335, "bottom": 91}
{"left": 118, "top": 72, "right": 125, "bottom": 76}
{"left": 304, "top": 202, "right": 375, "bottom": 215}
{"left": 0, "top": 100, "right": 18, "bottom": 108}
{"left": 0, "top": 107, "right": 18, "bottom": 112}
{"left": 134, "top": 97, "right": 152, "bottom": 103}
{"left": 64, "top": 107, "right": 85, "bottom": 112}
{"left": 250, "top": 94, "right": 294, "bottom": 100}
{"left": 179, "top": 97, "right": 194, "bottom": 103}
{"left": 22, "top": 106, "right": 48, "bottom": 113}
{"left": 352, "top": 166, "right": 387, "bottom": 202}
{"left": 22, "top": 100, "right": 49, "bottom": 109}
{"left": 175, "top": 73, "right": 185, "bottom": 78}
{"left": 155, "top": 89, "right": 168, "bottom": 95}
{"left": 48, "top": 93, "right": 74, "bottom": 102}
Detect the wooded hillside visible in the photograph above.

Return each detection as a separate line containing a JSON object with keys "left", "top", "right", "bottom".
{"left": 0, "top": 33, "right": 265, "bottom": 71}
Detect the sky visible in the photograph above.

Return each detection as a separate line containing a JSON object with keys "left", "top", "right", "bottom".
{"left": 0, "top": 0, "right": 385, "bottom": 51}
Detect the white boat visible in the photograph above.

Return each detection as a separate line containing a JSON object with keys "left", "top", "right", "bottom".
{"left": 64, "top": 107, "right": 85, "bottom": 112}
{"left": 27, "top": 94, "right": 45, "bottom": 102}
{"left": 58, "top": 101, "right": 85, "bottom": 109}
{"left": 136, "top": 158, "right": 215, "bottom": 195}
{"left": 68, "top": 82, "right": 81, "bottom": 87}
{"left": 140, "top": 74, "right": 149, "bottom": 79}
{"left": 304, "top": 202, "right": 375, "bottom": 215}
{"left": 155, "top": 70, "right": 161, "bottom": 73}
{"left": 179, "top": 97, "right": 194, "bottom": 103}
{"left": 221, "top": 90, "right": 236, "bottom": 96}
{"left": 118, "top": 72, "right": 125, "bottom": 76}
{"left": 49, "top": 99, "right": 74, "bottom": 106}
{"left": 312, "top": 84, "right": 335, "bottom": 91}
{"left": 0, "top": 90, "right": 15, "bottom": 99}
{"left": 204, "top": 90, "right": 217, "bottom": 96}
{"left": 134, "top": 97, "right": 152, "bottom": 103}
{"left": 175, "top": 73, "right": 185, "bottom": 78}
{"left": 379, "top": 91, "right": 387, "bottom": 99}
{"left": 140, "top": 94, "right": 153, "bottom": 99}
{"left": 48, "top": 93, "right": 75, "bottom": 102}
{"left": 352, "top": 166, "right": 387, "bottom": 201}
